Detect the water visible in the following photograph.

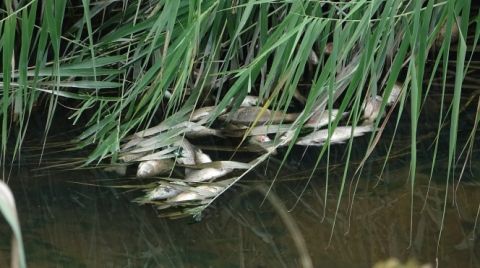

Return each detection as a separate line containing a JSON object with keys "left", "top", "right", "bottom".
{"left": 1, "top": 98, "right": 479, "bottom": 267}
{"left": 1, "top": 148, "right": 479, "bottom": 267}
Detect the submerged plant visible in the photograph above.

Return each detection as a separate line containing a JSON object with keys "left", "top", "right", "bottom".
{"left": 0, "top": 0, "right": 479, "bottom": 251}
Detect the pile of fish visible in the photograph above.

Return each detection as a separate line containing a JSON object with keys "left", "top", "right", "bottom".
{"left": 128, "top": 138, "right": 252, "bottom": 214}
{"left": 117, "top": 82, "right": 403, "bottom": 216}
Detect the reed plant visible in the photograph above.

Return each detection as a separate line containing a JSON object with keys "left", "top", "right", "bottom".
{"left": 0, "top": 181, "right": 26, "bottom": 268}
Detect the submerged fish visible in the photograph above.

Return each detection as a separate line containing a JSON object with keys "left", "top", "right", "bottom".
{"left": 104, "top": 165, "right": 128, "bottom": 176}
{"left": 185, "top": 167, "right": 232, "bottom": 182}
{"left": 167, "top": 185, "right": 225, "bottom": 203}
{"left": 137, "top": 159, "right": 174, "bottom": 178}
{"left": 296, "top": 125, "right": 373, "bottom": 146}
{"left": 144, "top": 182, "right": 186, "bottom": 201}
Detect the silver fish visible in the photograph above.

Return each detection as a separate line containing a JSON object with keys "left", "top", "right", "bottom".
{"left": 240, "top": 95, "right": 260, "bottom": 107}
{"left": 175, "top": 139, "right": 197, "bottom": 165}
{"left": 194, "top": 150, "right": 212, "bottom": 163}
{"left": 181, "top": 148, "right": 212, "bottom": 176}
{"left": 248, "top": 124, "right": 292, "bottom": 136}
{"left": 183, "top": 122, "right": 223, "bottom": 138}
{"left": 279, "top": 130, "right": 295, "bottom": 146}
{"left": 296, "top": 125, "right": 373, "bottom": 146}
{"left": 248, "top": 135, "right": 277, "bottom": 154}
{"left": 386, "top": 82, "right": 402, "bottom": 105}
{"left": 362, "top": 95, "right": 383, "bottom": 123}
{"left": 167, "top": 185, "right": 225, "bottom": 203}
{"left": 137, "top": 159, "right": 174, "bottom": 178}
{"left": 305, "top": 109, "right": 346, "bottom": 129}
{"left": 220, "top": 107, "right": 298, "bottom": 125}
{"left": 185, "top": 167, "right": 232, "bottom": 182}
{"left": 249, "top": 135, "right": 271, "bottom": 144}
{"left": 184, "top": 148, "right": 215, "bottom": 178}
{"left": 190, "top": 106, "right": 226, "bottom": 122}
{"left": 185, "top": 154, "right": 247, "bottom": 182}
{"left": 144, "top": 182, "right": 186, "bottom": 201}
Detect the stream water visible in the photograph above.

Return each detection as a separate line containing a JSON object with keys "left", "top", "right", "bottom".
{"left": 1, "top": 140, "right": 479, "bottom": 267}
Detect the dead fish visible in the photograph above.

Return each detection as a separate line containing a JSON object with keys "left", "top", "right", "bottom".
{"left": 135, "top": 181, "right": 188, "bottom": 203}
{"left": 220, "top": 107, "right": 299, "bottom": 125}
{"left": 248, "top": 124, "right": 293, "bottom": 136}
{"left": 362, "top": 83, "right": 403, "bottom": 123}
{"left": 119, "top": 152, "right": 144, "bottom": 162}
{"left": 143, "top": 182, "right": 187, "bottom": 201}
{"left": 305, "top": 109, "right": 347, "bottom": 129}
{"left": 189, "top": 96, "right": 258, "bottom": 123}
{"left": 185, "top": 148, "right": 212, "bottom": 178}
{"left": 249, "top": 134, "right": 271, "bottom": 143}
{"left": 184, "top": 148, "right": 215, "bottom": 178}
{"left": 136, "top": 159, "right": 175, "bottom": 178}
{"left": 386, "top": 82, "right": 402, "bottom": 105}
{"left": 167, "top": 185, "right": 225, "bottom": 203}
{"left": 296, "top": 125, "right": 373, "bottom": 146}
{"left": 279, "top": 130, "right": 296, "bottom": 146}
{"left": 222, "top": 124, "right": 291, "bottom": 137}
{"left": 190, "top": 106, "right": 226, "bottom": 122}
{"left": 185, "top": 167, "right": 232, "bottom": 182}
{"left": 248, "top": 135, "right": 277, "bottom": 154}
{"left": 194, "top": 149, "right": 212, "bottom": 163}
{"left": 183, "top": 122, "right": 224, "bottom": 138}
{"left": 241, "top": 95, "right": 261, "bottom": 107}
{"left": 175, "top": 139, "right": 197, "bottom": 165}
{"left": 184, "top": 157, "right": 252, "bottom": 182}
{"left": 308, "top": 50, "right": 319, "bottom": 65}
{"left": 362, "top": 95, "right": 383, "bottom": 123}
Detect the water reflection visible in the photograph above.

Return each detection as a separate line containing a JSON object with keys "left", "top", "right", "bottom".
{"left": 0, "top": 154, "right": 478, "bottom": 268}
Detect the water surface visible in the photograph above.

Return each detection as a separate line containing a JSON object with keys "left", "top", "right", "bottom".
{"left": 1, "top": 151, "right": 479, "bottom": 267}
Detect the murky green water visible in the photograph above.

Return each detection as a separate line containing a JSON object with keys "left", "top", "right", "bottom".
{"left": 1, "top": 150, "right": 479, "bottom": 267}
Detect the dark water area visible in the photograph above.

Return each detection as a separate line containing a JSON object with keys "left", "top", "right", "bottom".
{"left": 0, "top": 133, "right": 479, "bottom": 268}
